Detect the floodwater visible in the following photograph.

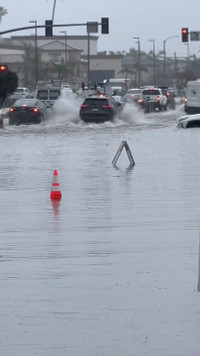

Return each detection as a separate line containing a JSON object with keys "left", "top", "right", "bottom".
{"left": 1, "top": 97, "right": 200, "bottom": 356}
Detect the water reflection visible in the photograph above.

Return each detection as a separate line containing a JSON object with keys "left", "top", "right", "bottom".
{"left": 112, "top": 163, "right": 135, "bottom": 174}
{"left": 51, "top": 199, "right": 61, "bottom": 219}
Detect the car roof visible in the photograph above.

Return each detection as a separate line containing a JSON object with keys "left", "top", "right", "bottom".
{"left": 13, "top": 98, "right": 40, "bottom": 105}
{"left": 84, "top": 94, "right": 110, "bottom": 100}
{"left": 127, "top": 88, "right": 141, "bottom": 92}
{"left": 36, "top": 87, "right": 61, "bottom": 91}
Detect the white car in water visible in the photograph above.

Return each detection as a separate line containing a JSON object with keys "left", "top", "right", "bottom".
{"left": 177, "top": 113, "right": 200, "bottom": 128}
{"left": 10, "top": 87, "right": 32, "bottom": 100}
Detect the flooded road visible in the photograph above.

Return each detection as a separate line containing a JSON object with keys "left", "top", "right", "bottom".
{"left": 1, "top": 100, "right": 200, "bottom": 356}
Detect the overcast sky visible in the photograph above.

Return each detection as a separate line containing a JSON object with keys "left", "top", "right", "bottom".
{"left": 1, "top": 0, "right": 200, "bottom": 59}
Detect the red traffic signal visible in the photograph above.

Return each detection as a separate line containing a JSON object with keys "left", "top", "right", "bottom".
{"left": 0, "top": 65, "right": 7, "bottom": 71}
{"left": 181, "top": 28, "right": 188, "bottom": 42}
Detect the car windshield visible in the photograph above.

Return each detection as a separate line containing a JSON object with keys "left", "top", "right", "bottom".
{"left": 84, "top": 98, "right": 108, "bottom": 107}
{"left": 14, "top": 99, "right": 37, "bottom": 107}
{"left": 142, "top": 89, "right": 160, "bottom": 95}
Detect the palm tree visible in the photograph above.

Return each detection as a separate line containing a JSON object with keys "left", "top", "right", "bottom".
{"left": 118, "top": 66, "right": 136, "bottom": 89}
{"left": 0, "top": 7, "right": 7, "bottom": 22}
{"left": 51, "top": 60, "right": 75, "bottom": 81}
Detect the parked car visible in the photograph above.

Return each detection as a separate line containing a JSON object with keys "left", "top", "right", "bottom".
{"left": 177, "top": 113, "right": 200, "bottom": 128}
{"left": 79, "top": 94, "right": 119, "bottom": 123}
{"left": 10, "top": 87, "right": 33, "bottom": 100}
{"left": 8, "top": 98, "right": 50, "bottom": 125}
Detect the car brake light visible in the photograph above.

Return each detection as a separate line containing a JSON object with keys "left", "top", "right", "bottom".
{"left": 9, "top": 107, "right": 15, "bottom": 112}
{"left": 31, "top": 107, "right": 40, "bottom": 113}
{"left": 102, "top": 104, "right": 112, "bottom": 109}
{"left": 184, "top": 97, "right": 188, "bottom": 103}
{"left": 157, "top": 95, "right": 161, "bottom": 102}
{"left": 81, "top": 104, "right": 89, "bottom": 108}
{"left": 137, "top": 98, "right": 143, "bottom": 103}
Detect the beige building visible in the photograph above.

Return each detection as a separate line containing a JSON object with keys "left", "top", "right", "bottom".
{"left": 0, "top": 35, "right": 186, "bottom": 89}
{"left": 0, "top": 35, "right": 126, "bottom": 88}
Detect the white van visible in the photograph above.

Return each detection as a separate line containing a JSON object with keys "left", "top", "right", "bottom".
{"left": 103, "top": 78, "right": 130, "bottom": 95}
{"left": 184, "top": 79, "right": 200, "bottom": 114}
{"left": 35, "top": 87, "right": 61, "bottom": 108}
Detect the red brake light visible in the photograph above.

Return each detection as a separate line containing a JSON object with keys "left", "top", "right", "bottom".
{"left": 9, "top": 107, "right": 15, "bottom": 112}
{"left": 102, "top": 104, "right": 112, "bottom": 109}
{"left": 81, "top": 104, "right": 88, "bottom": 108}
{"left": 157, "top": 95, "right": 161, "bottom": 102}
{"left": 0, "top": 65, "right": 7, "bottom": 71}
{"left": 184, "top": 97, "right": 188, "bottom": 103}
{"left": 32, "top": 107, "right": 39, "bottom": 113}
{"left": 137, "top": 98, "right": 143, "bottom": 103}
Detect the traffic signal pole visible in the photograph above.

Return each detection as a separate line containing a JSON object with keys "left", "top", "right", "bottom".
{"left": 0, "top": 19, "right": 109, "bottom": 91}
{"left": 0, "top": 18, "right": 109, "bottom": 36}
{"left": 0, "top": 23, "right": 93, "bottom": 36}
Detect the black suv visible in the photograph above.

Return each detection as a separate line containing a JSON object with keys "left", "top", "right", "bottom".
{"left": 79, "top": 95, "right": 119, "bottom": 123}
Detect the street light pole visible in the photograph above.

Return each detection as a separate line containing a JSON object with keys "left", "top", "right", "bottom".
{"left": 87, "top": 32, "right": 90, "bottom": 88}
{"left": 60, "top": 30, "right": 68, "bottom": 82}
{"left": 29, "top": 20, "right": 38, "bottom": 88}
{"left": 184, "top": 43, "right": 190, "bottom": 59}
{"left": 52, "top": 0, "right": 57, "bottom": 23}
{"left": 163, "top": 35, "right": 178, "bottom": 83}
{"left": 149, "top": 39, "right": 156, "bottom": 86}
{"left": 133, "top": 36, "right": 140, "bottom": 88}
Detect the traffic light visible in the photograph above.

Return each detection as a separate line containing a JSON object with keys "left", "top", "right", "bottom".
{"left": 45, "top": 20, "right": 53, "bottom": 37}
{"left": 0, "top": 65, "right": 7, "bottom": 72}
{"left": 101, "top": 17, "right": 109, "bottom": 34}
{"left": 181, "top": 28, "right": 188, "bottom": 42}
{"left": 0, "top": 65, "right": 8, "bottom": 79}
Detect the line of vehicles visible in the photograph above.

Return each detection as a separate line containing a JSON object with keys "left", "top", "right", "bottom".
{"left": 8, "top": 78, "right": 196, "bottom": 126}
{"left": 8, "top": 84, "right": 73, "bottom": 125}
{"left": 7, "top": 84, "right": 177, "bottom": 126}
{"left": 79, "top": 85, "right": 177, "bottom": 124}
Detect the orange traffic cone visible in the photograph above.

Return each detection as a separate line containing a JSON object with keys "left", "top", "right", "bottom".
{"left": 50, "top": 170, "right": 62, "bottom": 200}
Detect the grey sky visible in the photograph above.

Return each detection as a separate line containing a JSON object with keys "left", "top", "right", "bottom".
{"left": 1, "top": 0, "right": 200, "bottom": 58}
